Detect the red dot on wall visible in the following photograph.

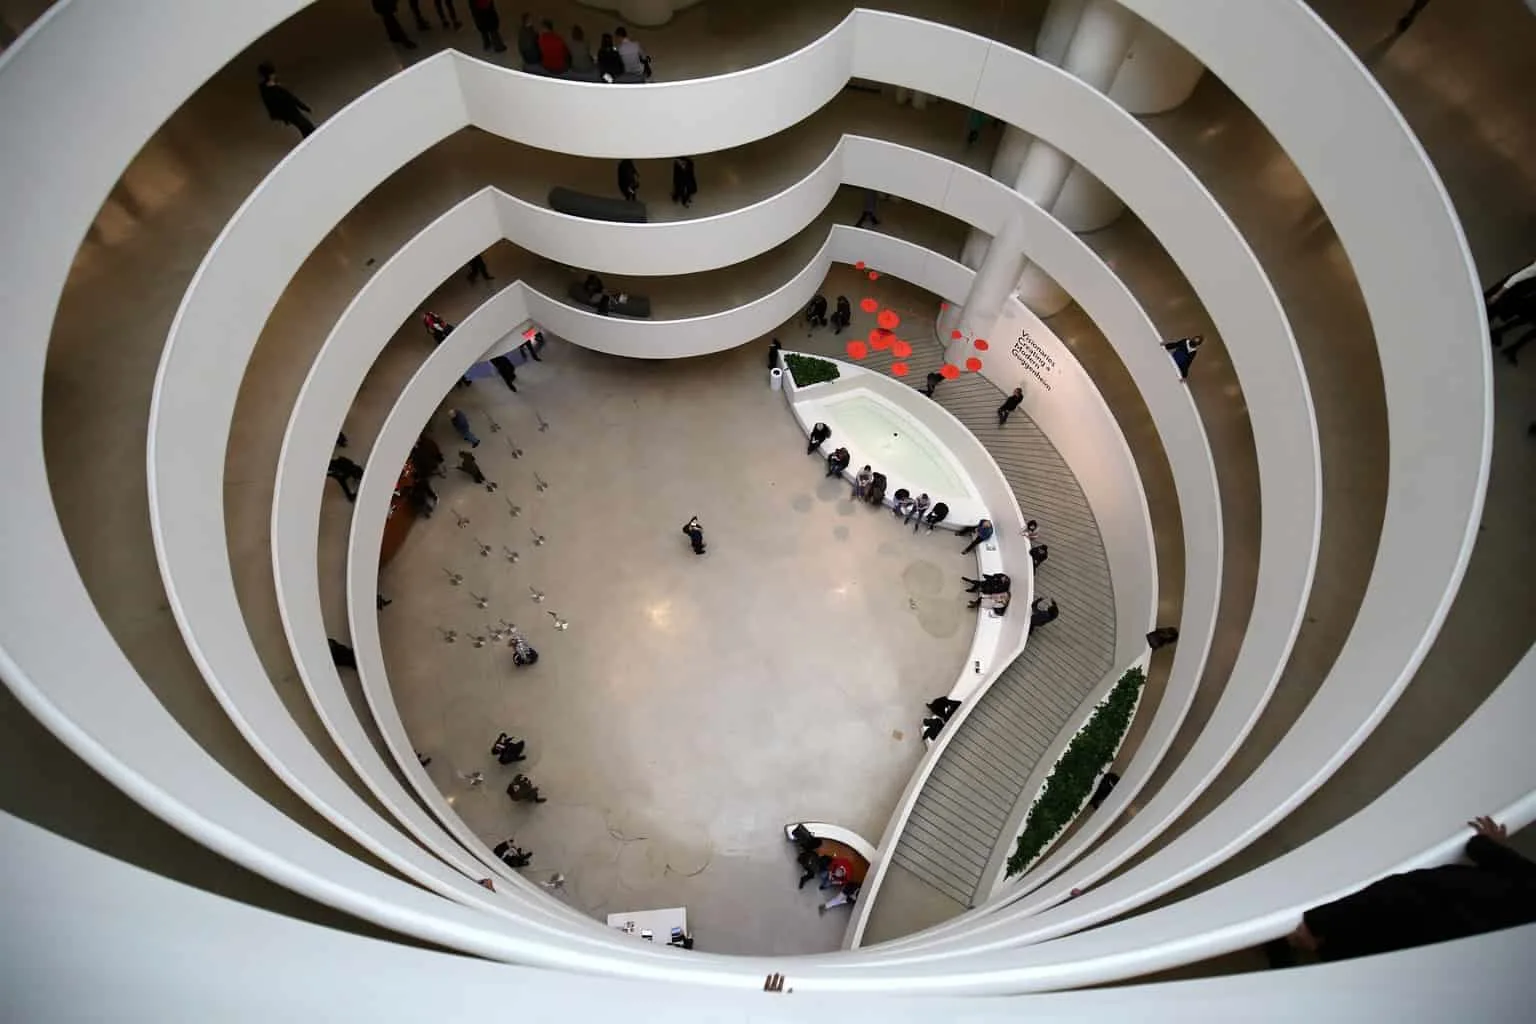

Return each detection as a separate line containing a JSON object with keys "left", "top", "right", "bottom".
{"left": 973, "top": 338, "right": 990, "bottom": 351}
{"left": 846, "top": 340, "right": 869, "bottom": 360}
{"left": 870, "top": 330, "right": 892, "bottom": 350}
{"left": 877, "top": 309, "right": 900, "bottom": 330}
{"left": 868, "top": 271, "right": 880, "bottom": 280}
{"left": 890, "top": 361, "right": 910, "bottom": 377}
{"left": 859, "top": 297, "right": 879, "bottom": 313}
{"left": 939, "top": 302, "right": 949, "bottom": 311}
{"left": 965, "top": 357, "right": 983, "bottom": 372}
{"left": 855, "top": 260, "right": 866, "bottom": 270}
{"left": 891, "top": 339, "right": 912, "bottom": 358}
{"left": 950, "top": 329, "right": 964, "bottom": 340}
{"left": 940, "top": 363, "right": 961, "bottom": 380}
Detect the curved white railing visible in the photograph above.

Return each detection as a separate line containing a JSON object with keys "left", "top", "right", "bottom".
{"left": 153, "top": 24, "right": 1298, "bottom": 959}
{"left": 0, "top": 0, "right": 1496, "bottom": 1000}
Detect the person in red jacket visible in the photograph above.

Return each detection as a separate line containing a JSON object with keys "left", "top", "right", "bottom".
{"left": 537, "top": 18, "right": 570, "bottom": 73}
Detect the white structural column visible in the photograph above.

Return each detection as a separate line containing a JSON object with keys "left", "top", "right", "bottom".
{"left": 962, "top": 0, "right": 1206, "bottom": 317}
{"left": 943, "top": 217, "right": 1028, "bottom": 362}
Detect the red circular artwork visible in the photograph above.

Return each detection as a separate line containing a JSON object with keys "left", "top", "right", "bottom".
{"left": 860, "top": 297, "right": 879, "bottom": 313}
{"left": 950, "top": 329, "right": 964, "bottom": 340}
{"left": 891, "top": 339, "right": 913, "bottom": 359}
{"left": 965, "top": 357, "right": 983, "bottom": 372}
{"left": 870, "top": 330, "right": 892, "bottom": 350}
{"left": 890, "top": 361, "right": 910, "bottom": 377}
{"left": 867, "top": 271, "right": 880, "bottom": 280}
{"left": 877, "top": 309, "right": 900, "bottom": 330}
{"left": 973, "top": 338, "right": 990, "bottom": 351}
{"left": 846, "top": 340, "right": 869, "bottom": 360}
{"left": 940, "top": 363, "right": 961, "bottom": 380}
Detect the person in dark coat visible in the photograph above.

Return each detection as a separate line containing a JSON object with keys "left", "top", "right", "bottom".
{"left": 997, "top": 387, "right": 1024, "bottom": 426}
{"left": 1030, "top": 543, "right": 1049, "bottom": 569}
{"left": 825, "top": 447, "right": 851, "bottom": 479}
{"left": 327, "top": 455, "right": 364, "bottom": 502}
{"left": 1162, "top": 335, "right": 1204, "bottom": 381}
{"left": 830, "top": 296, "right": 852, "bottom": 334}
{"left": 618, "top": 159, "right": 640, "bottom": 201}
{"left": 1283, "top": 816, "right": 1536, "bottom": 963}
{"left": 494, "top": 840, "right": 533, "bottom": 867}
{"left": 767, "top": 338, "right": 782, "bottom": 370}
{"left": 961, "top": 573, "right": 1010, "bottom": 595}
{"left": 257, "top": 63, "right": 314, "bottom": 138}
{"left": 507, "top": 774, "right": 547, "bottom": 803}
{"left": 471, "top": 0, "right": 506, "bottom": 52}
{"left": 465, "top": 253, "right": 493, "bottom": 282}
{"left": 597, "top": 32, "right": 625, "bottom": 81}
{"left": 922, "top": 370, "right": 944, "bottom": 397}
{"left": 491, "top": 732, "right": 526, "bottom": 763}
{"left": 926, "top": 696, "right": 962, "bottom": 719}
{"left": 682, "top": 516, "right": 706, "bottom": 555}
{"left": 412, "top": 433, "right": 445, "bottom": 477}
{"left": 328, "top": 638, "right": 357, "bottom": 668}
{"left": 1147, "top": 626, "right": 1180, "bottom": 650}
{"left": 491, "top": 355, "right": 518, "bottom": 392}
{"left": 806, "top": 294, "right": 828, "bottom": 328}
{"left": 923, "top": 501, "right": 949, "bottom": 532}
{"left": 372, "top": 0, "right": 419, "bottom": 48}
{"left": 806, "top": 422, "right": 831, "bottom": 455}
{"left": 671, "top": 156, "right": 698, "bottom": 207}
{"left": 458, "top": 450, "right": 495, "bottom": 489}
{"left": 1028, "top": 597, "right": 1059, "bottom": 633}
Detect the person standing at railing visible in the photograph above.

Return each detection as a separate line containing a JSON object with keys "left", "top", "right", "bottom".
{"left": 257, "top": 63, "right": 315, "bottom": 139}
{"left": 372, "top": 0, "right": 419, "bottom": 49}
{"left": 997, "top": 387, "right": 1024, "bottom": 426}
{"left": 1278, "top": 815, "right": 1536, "bottom": 965}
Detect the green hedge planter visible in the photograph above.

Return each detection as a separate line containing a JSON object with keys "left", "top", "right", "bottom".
{"left": 1006, "top": 666, "right": 1147, "bottom": 878}
{"left": 783, "top": 353, "right": 840, "bottom": 387}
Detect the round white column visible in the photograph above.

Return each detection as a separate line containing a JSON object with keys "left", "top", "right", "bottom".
{"left": 959, "top": 227, "right": 991, "bottom": 271}
{"left": 1108, "top": 17, "right": 1205, "bottom": 115}
{"left": 1054, "top": 162, "right": 1123, "bottom": 233}
{"left": 949, "top": 217, "right": 1027, "bottom": 361}
{"left": 1036, "top": 0, "right": 1088, "bottom": 65}
{"left": 989, "top": 125, "right": 1035, "bottom": 186}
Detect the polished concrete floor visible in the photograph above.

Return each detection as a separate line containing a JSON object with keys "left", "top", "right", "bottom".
{"left": 7, "top": 0, "right": 1533, "bottom": 974}
{"left": 379, "top": 333, "right": 974, "bottom": 954}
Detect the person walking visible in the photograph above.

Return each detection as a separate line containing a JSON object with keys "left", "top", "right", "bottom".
{"left": 470, "top": 0, "right": 506, "bottom": 52}
{"left": 458, "top": 450, "right": 495, "bottom": 489}
{"left": 618, "top": 159, "right": 640, "bottom": 202}
{"left": 506, "top": 774, "right": 547, "bottom": 803}
{"left": 855, "top": 189, "right": 880, "bottom": 228}
{"left": 959, "top": 518, "right": 993, "bottom": 555}
{"left": 681, "top": 515, "right": 707, "bottom": 555}
{"left": 922, "top": 370, "right": 943, "bottom": 397}
{"left": 1030, "top": 543, "right": 1049, "bottom": 569}
{"left": 327, "top": 455, "right": 364, "bottom": 502}
{"left": 490, "top": 355, "right": 518, "bottom": 392}
{"left": 806, "top": 421, "right": 831, "bottom": 454}
{"left": 1146, "top": 626, "right": 1180, "bottom": 650}
{"left": 537, "top": 18, "right": 570, "bottom": 72}
{"left": 597, "top": 32, "right": 625, "bottom": 81}
{"left": 465, "top": 253, "right": 493, "bottom": 282}
{"left": 372, "top": 0, "right": 419, "bottom": 48}
{"left": 257, "top": 63, "right": 315, "bottom": 138}
{"left": 1162, "top": 335, "right": 1203, "bottom": 382}
{"left": 449, "top": 408, "right": 479, "bottom": 447}
{"left": 997, "top": 387, "right": 1023, "bottom": 426}
{"left": 1028, "top": 596, "right": 1059, "bottom": 633}
{"left": 423, "top": 311, "right": 454, "bottom": 344}
{"left": 568, "top": 24, "right": 595, "bottom": 72}
{"left": 767, "top": 337, "right": 782, "bottom": 369}
{"left": 671, "top": 156, "right": 698, "bottom": 207}
{"left": 430, "top": 0, "right": 462, "bottom": 30}
{"left": 519, "top": 330, "right": 544, "bottom": 361}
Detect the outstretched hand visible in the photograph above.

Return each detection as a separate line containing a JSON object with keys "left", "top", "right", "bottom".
{"left": 1469, "top": 815, "right": 1508, "bottom": 843}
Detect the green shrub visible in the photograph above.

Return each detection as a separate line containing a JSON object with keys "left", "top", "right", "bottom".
{"left": 1005, "top": 666, "right": 1146, "bottom": 877}
{"left": 783, "top": 353, "right": 840, "bottom": 387}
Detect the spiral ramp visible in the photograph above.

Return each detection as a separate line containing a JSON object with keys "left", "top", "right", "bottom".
{"left": 2, "top": 0, "right": 1534, "bottom": 1018}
